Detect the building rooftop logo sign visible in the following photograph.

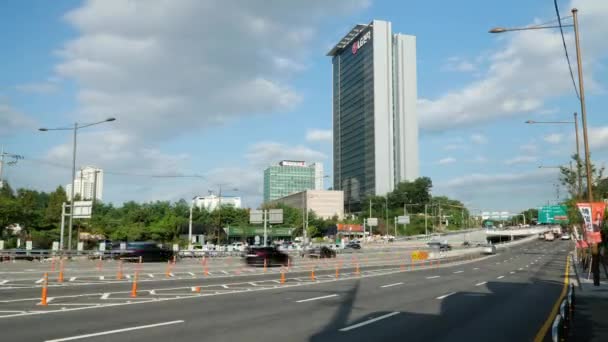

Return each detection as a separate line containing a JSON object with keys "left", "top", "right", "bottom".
{"left": 351, "top": 30, "right": 371, "bottom": 55}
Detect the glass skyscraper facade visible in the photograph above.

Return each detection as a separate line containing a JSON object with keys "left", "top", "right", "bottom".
{"left": 328, "top": 20, "right": 419, "bottom": 211}
{"left": 263, "top": 161, "right": 322, "bottom": 203}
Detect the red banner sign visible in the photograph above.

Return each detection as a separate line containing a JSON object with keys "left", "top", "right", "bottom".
{"left": 576, "top": 202, "right": 605, "bottom": 244}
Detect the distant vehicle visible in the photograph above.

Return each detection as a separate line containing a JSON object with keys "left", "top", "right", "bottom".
{"left": 427, "top": 241, "right": 451, "bottom": 252}
{"left": 344, "top": 241, "right": 361, "bottom": 250}
{"left": 230, "top": 242, "right": 246, "bottom": 252}
{"left": 482, "top": 244, "right": 497, "bottom": 255}
{"left": 302, "top": 246, "right": 336, "bottom": 259}
{"left": 561, "top": 233, "right": 571, "bottom": 240}
{"left": 244, "top": 246, "right": 289, "bottom": 267}
{"left": 544, "top": 232, "right": 555, "bottom": 241}
{"left": 112, "top": 242, "right": 173, "bottom": 262}
{"left": 462, "top": 241, "right": 471, "bottom": 248}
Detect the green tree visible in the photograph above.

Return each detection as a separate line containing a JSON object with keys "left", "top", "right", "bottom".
{"left": 559, "top": 153, "right": 605, "bottom": 200}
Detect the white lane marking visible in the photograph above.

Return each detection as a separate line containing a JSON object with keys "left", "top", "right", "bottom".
{"left": 0, "top": 310, "right": 25, "bottom": 313}
{"left": 99, "top": 276, "right": 105, "bottom": 280}
{"left": 188, "top": 272, "right": 195, "bottom": 276}
{"left": 497, "top": 276, "right": 505, "bottom": 279}
{"left": 296, "top": 294, "right": 338, "bottom": 303}
{"left": 35, "top": 278, "right": 45, "bottom": 284}
{"left": 221, "top": 271, "right": 229, "bottom": 275}
{"left": 453, "top": 271, "right": 464, "bottom": 274}
{"left": 473, "top": 268, "right": 479, "bottom": 270}
{"left": 0, "top": 280, "right": 8, "bottom": 285}
{"left": 38, "top": 297, "right": 54, "bottom": 305}
{"left": 44, "top": 320, "right": 184, "bottom": 342}
{"left": 436, "top": 292, "right": 456, "bottom": 300}
{"left": 148, "top": 274, "right": 154, "bottom": 278}
{"left": 510, "top": 271, "right": 515, "bottom": 274}
{"left": 222, "top": 285, "right": 229, "bottom": 289}
{"left": 149, "top": 290, "right": 156, "bottom": 295}
{"left": 525, "top": 265, "right": 529, "bottom": 268}
{"left": 475, "top": 281, "right": 487, "bottom": 286}
{"left": 101, "top": 293, "right": 110, "bottom": 300}
{"left": 249, "top": 282, "right": 258, "bottom": 286}
{"left": 339, "top": 312, "right": 400, "bottom": 332}
{"left": 125, "top": 275, "right": 131, "bottom": 279}
{"left": 426, "top": 276, "right": 440, "bottom": 279}
{"left": 272, "top": 280, "right": 281, "bottom": 284}
{"left": 519, "top": 268, "right": 523, "bottom": 271}
{"left": 69, "top": 277, "right": 77, "bottom": 282}
{"left": 169, "top": 273, "right": 175, "bottom": 277}
{"left": 380, "top": 282, "right": 403, "bottom": 288}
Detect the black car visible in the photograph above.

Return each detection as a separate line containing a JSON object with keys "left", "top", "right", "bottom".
{"left": 303, "top": 246, "right": 336, "bottom": 259}
{"left": 244, "top": 246, "right": 289, "bottom": 267}
{"left": 111, "top": 242, "right": 173, "bottom": 262}
{"left": 345, "top": 242, "right": 361, "bottom": 250}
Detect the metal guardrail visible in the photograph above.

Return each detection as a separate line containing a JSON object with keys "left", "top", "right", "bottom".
{"left": 551, "top": 283, "right": 575, "bottom": 342}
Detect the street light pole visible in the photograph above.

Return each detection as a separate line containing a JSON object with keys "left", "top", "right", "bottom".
{"left": 68, "top": 123, "right": 77, "bottom": 252}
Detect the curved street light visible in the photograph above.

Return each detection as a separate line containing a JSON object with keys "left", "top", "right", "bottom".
{"left": 39, "top": 117, "right": 117, "bottom": 252}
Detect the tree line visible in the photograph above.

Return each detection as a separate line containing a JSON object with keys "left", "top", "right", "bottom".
{"left": 0, "top": 177, "right": 471, "bottom": 249}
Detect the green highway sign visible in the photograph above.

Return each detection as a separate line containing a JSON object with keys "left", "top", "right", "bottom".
{"left": 538, "top": 205, "right": 569, "bottom": 224}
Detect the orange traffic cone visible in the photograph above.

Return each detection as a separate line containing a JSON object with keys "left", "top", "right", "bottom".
{"left": 192, "top": 286, "right": 201, "bottom": 293}
{"left": 40, "top": 272, "right": 48, "bottom": 306}
{"left": 335, "top": 265, "right": 340, "bottom": 279}
{"left": 280, "top": 269, "right": 286, "bottom": 284}
{"left": 58, "top": 258, "right": 64, "bottom": 283}
{"left": 117, "top": 260, "right": 124, "bottom": 280}
{"left": 130, "top": 272, "right": 138, "bottom": 298}
{"left": 355, "top": 263, "right": 360, "bottom": 276}
{"left": 311, "top": 266, "right": 316, "bottom": 281}
{"left": 165, "top": 260, "right": 171, "bottom": 278}
{"left": 204, "top": 266, "right": 209, "bottom": 277}
{"left": 263, "top": 258, "right": 267, "bottom": 273}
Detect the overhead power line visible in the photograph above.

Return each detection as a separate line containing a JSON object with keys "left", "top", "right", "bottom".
{"left": 554, "top": 0, "right": 581, "bottom": 100}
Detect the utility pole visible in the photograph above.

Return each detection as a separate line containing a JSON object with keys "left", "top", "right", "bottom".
{"left": 0, "top": 147, "right": 24, "bottom": 189}
{"left": 424, "top": 204, "right": 428, "bottom": 236}
{"left": 574, "top": 112, "right": 582, "bottom": 198}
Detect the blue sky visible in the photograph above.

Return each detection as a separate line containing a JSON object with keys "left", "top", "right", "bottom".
{"left": 1, "top": 0, "right": 608, "bottom": 214}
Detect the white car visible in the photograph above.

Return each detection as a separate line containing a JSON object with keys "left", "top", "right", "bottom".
{"left": 561, "top": 233, "right": 571, "bottom": 240}
{"left": 482, "top": 244, "right": 497, "bottom": 255}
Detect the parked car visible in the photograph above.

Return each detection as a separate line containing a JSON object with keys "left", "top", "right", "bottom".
{"left": 111, "top": 242, "right": 173, "bottom": 262}
{"left": 561, "top": 233, "right": 571, "bottom": 240}
{"left": 481, "top": 244, "right": 497, "bottom": 255}
{"left": 302, "top": 246, "right": 336, "bottom": 259}
{"left": 244, "top": 246, "right": 289, "bottom": 267}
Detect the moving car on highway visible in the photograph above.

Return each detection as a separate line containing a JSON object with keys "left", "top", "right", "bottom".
{"left": 111, "top": 242, "right": 174, "bottom": 262}
{"left": 427, "top": 241, "right": 452, "bottom": 251}
{"left": 302, "top": 246, "right": 336, "bottom": 258}
{"left": 344, "top": 241, "right": 361, "bottom": 250}
{"left": 561, "top": 233, "right": 571, "bottom": 240}
{"left": 244, "top": 246, "right": 289, "bottom": 267}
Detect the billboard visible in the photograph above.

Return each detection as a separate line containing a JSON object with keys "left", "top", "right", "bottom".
{"left": 576, "top": 202, "right": 605, "bottom": 243}
{"left": 538, "top": 205, "right": 569, "bottom": 224}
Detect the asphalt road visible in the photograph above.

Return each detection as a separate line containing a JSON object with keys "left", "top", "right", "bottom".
{"left": 0, "top": 238, "right": 571, "bottom": 342}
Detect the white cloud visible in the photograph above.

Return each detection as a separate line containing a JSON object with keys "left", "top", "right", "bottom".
{"left": 473, "top": 155, "right": 487, "bottom": 163}
{"left": 15, "top": 79, "right": 60, "bottom": 94}
{"left": 0, "top": 102, "right": 37, "bottom": 136}
{"left": 305, "top": 129, "right": 332, "bottom": 143}
{"left": 246, "top": 141, "right": 326, "bottom": 168}
{"left": 544, "top": 133, "right": 563, "bottom": 144}
{"left": 444, "top": 143, "right": 465, "bottom": 151}
{"left": 520, "top": 143, "right": 538, "bottom": 153}
{"left": 54, "top": 0, "right": 369, "bottom": 142}
{"left": 589, "top": 126, "right": 608, "bottom": 149}
{"left": 470, "top": 133, "right": 487, "bottom": 144}
{"left": 434, "top": 168, "right": 559, "bottom": 212}
{"left": 442, "top": 56, "right": 476, "bottom": 72}
{"left": 419, "top": 0, "right": 608, "bottom": 132}
{"left": 437, "top": 157, "right": 456, "bottom": 165}
{"left": 504, "top": 155, "right": 538, "bottom": 165}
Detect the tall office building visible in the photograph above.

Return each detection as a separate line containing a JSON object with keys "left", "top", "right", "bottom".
{"left": 66, "top": 166, "right": 104, "bottom": 201}
{"left": 328, "top": 20, "right": 419, "bottom": 211}
{"left": 263, "top": 160, "right": 321, "bottom": 203}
